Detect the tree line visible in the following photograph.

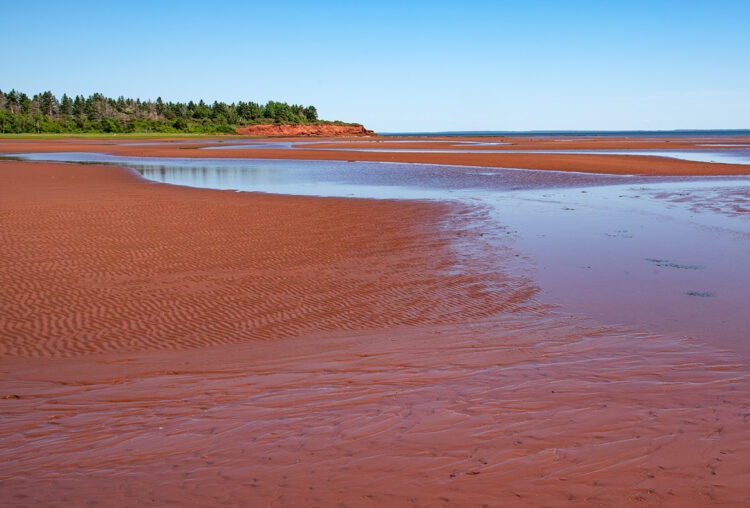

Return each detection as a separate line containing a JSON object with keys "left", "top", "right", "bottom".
{"left": 0, "top": 89, "right": 341, "bottom": 134}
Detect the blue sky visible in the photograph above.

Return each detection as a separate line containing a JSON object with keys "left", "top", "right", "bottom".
{"left": 5, "top": 0, "right": 750, "bottom": 131}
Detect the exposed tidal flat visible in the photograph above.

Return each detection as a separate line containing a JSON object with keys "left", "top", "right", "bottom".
{"left": 1, "top": 135, "right": 750, "bottom": 506}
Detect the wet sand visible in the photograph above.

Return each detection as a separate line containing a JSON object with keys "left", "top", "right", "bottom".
{"left": 1, "top": 141, "right": 750, "bottom": 506}
{"left": 1, "top": 162, "right": 528, "bottom": 357}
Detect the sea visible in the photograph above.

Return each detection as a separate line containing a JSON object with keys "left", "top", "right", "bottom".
{"left": 380, "top": 129, "right": 750, "bottom": 138}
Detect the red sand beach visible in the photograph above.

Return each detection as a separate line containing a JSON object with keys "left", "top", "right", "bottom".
{"left": 1, "top": 138, "right": 750, "bottom": 506}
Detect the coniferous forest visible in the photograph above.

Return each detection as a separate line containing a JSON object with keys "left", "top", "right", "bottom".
{"left": 0, "top": 89, "right": 346, "bottom": 134}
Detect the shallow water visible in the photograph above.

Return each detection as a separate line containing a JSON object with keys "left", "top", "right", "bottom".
{"left": 204, "top": 140, "right": 513, "bottom": 150}
{"left": 484, "top": 181, "right": 750, "bottom": 352}
{"left": 11, "top": 152, "right": 750, "bottom": 355}
{"left": 12, "top": 151, "right": 650, "bottom": 197}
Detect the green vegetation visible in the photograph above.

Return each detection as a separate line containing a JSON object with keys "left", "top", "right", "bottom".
{"left": 0, "top": 89, "right": 338, "bottom": 134}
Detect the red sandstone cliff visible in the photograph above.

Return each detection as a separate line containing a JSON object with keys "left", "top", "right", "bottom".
{"left": 235, "top": 123, "right": 375, "bottom": 137}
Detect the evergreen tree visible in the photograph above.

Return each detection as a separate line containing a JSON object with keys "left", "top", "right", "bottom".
{"left": 60, "top": 94, "right": 73, "bottom": 115}
{"left": 6, "top": 90, "right": 20, "bottom": 115}
{"left": 0, "top": 88, "right": 354, "bottom": 134}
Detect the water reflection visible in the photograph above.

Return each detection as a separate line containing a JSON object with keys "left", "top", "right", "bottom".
{"left": 12, "top": 152, "right": 649, "bottom": 197}
{"left": 485, "top": 180, "right": 750, "bottom": 353}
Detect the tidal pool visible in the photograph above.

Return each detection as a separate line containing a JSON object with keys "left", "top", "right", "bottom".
{"left": 11, "top": 152, "right": 750, "bottom": 356}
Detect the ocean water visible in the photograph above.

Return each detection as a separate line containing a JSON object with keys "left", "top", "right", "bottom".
{"left": 380, "top": 129, "right": 750, "bottom": 138}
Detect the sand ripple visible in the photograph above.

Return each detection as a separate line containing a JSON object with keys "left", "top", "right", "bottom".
{"left": 2, "top": 319, "right": 748, "bottom": 506}
{"left": 0, "top": 161, "right": 537, "bottom": 358}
